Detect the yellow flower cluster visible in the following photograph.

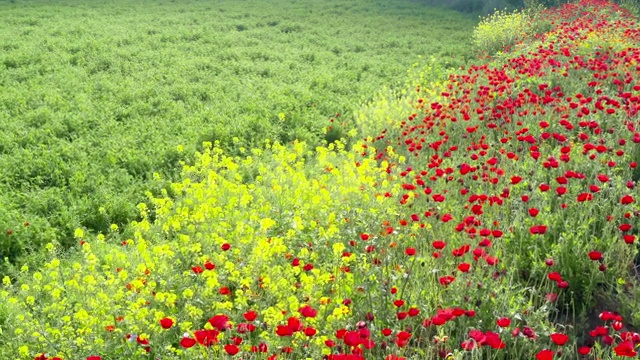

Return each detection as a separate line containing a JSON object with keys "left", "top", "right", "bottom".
{"left": 0, "top": 140, "right": 399, "bottom": 359}
{"left": 472, "top": 6, "right": 550, "bottom": 55}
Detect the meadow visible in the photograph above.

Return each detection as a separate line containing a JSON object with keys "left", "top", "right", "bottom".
{"left": 2, "top": 0, "right": 640, "bottom": 359}
{"left": 0, "top": 0, "right": 476, "bottom": 270}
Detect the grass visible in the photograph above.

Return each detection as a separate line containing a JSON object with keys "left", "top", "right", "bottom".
{"left": 0, "top": 0, "right": 476, "bottom": 268}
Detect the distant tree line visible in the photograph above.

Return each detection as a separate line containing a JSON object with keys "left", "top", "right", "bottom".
{"left": 419, "top": 0, "right": 625, "bottom": 14}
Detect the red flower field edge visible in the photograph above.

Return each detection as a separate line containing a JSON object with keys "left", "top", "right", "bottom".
{"left": 357, "top": 0, "right": 640, "bottom": 357}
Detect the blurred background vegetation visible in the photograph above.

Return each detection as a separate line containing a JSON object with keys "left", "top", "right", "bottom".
{"left": 419, "top": 0, "right": 629, "bottom": 14}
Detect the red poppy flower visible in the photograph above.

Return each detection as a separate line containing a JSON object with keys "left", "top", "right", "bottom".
{"left": 458, "top": 263, "right": 471, "bottom": 272}
{"left": 547, "top": 272, "right": 562, "bottom": 282}
{"left": 496, "top": 317, "right": 511, "bottom": 328}
{"left": 588, "top": 251, "right": 603, "bottom": 261}
{"left": 324, "top": 339, "right": 335, "bottom": 348}
{"left": 287, "top": 317, "right": 302, "bottom": 332}
{"left": 599, "top": 310, "right": 617, "bottom": 321}
{"left": 536, "top": 349, "right": 554, "bottom": 360}
{"left": 613, "top": 321, "right": 624, "bottom": 331}
{"left": 194, "top": 329, "right": 219, "bottom": 346}
{"left": 87, "top": 357, "right": 102, "bottom": 360}
{"left": 432, "top": 240, "right": 446, "bottom": 249}
{"left": 255, "top": 342, "right": 268, "bottom": 352}
{"left": 461, "top": 340, "right": 475, "bottom": 350}
{"left": 224, "top": 344, "right": 239, "bottom": 356}
{"left": 221, "top": 243, "right": 231, "bottom": 251}
{"left": 275, "top": 325, "right": 293, "bottom": 336}
{"left": 485, "top": 332, "right": 506, "bottom": 349}
{"left": 621, "top": 195, "right": 634, "bottom": 205}
{"left": 577, "top": 193, "right": 593, "bottom": 202}
{"left": 180, "top": 337, "right": 196, "bottom": 348}
{"left": 236, "top": 323, "right": 255, "bottom": 333}
{"left": 614, "top": 341, "right": 637, "bottom": 356}
{"left": 395, "top": 331, "right": 411, "bottom": 347}
{"left": 243, "top": 310, "right": 258, "bottom": 321}
{"left": 219, "top": 287, "right": 231, "bottom": 295}
{"left": 528, "top": 208, "right": 539, "bottom": 217}
{"left": 523, "top": 326, "right": 537, "bottom": 339}
{"left": 343, "top": 331, "right": 360, "bottom": 347}
{"left": 191, "top": 266, "right": 203, "bottom": 274}
{"left": 545, "top": 258, "right": 554, "bottom": 266}
{"left": 159, "top": 317, "right": 174, "bottom": 329}
{"left": 530, "top": 225, "right": 548, "bottom": 235}
{"left": 578, "top": 346, "right": 591, "bottom": 355}
{"left": 304, "top": 326, "right": 317, "bottom": 337}
{"left": 599, "top": 264, "right": 607, "bottom": 272}
{"left": 439, "top": 275, "right": 455, "bottom": 286}
{"left": 486, "top": 256, "right": 498, "bottom": 266}
{"left": 550, "top": 333, "right": 569, "bottom": 346}
{"left": 619, "top": 224, "right": 632, "bottom": 232}
{"left": 208, "top": 315, "right": 230, "bottom": 331}
{"left": 299, "top": 305, "right": 318, "bottom": 318}
{"left": 479, "top": 238, "right": 492, "bottom": 247}
{"left": 402, "top": 183, "right": 416, "bottom": 190}
{"left": 405, "top": 247, "right": 416, "bottom": 256}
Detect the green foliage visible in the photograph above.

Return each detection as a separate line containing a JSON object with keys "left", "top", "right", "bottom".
{"left": 0, "top": 0, "right": 476, "bottom": 270}
{"left": 620, "top": 0, "right": 640, "bottom": 14}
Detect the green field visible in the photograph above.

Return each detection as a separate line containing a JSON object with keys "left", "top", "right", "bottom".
{"left": 0, "top": 0, "right": 476, "bottom": 268}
